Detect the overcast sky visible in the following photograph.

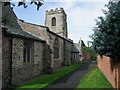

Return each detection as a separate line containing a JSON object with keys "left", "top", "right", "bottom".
{"left": 13, "top": 0, "right": 109, "bottom": 45}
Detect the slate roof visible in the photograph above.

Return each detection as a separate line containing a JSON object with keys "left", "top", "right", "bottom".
{"left": 81, "top": 40, "right": 85, "bottom": 46}
{"left": 2, "top": 26, "right": 46, "bottom": 42}
{"left": 72, "top": 43, "right": 79, "bottom": 53}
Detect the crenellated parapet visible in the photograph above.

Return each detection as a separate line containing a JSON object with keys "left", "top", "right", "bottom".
{"left": 45, "top": 7, "right": 68, "bottom": 38}
{"left": 46, "top": 8, "right": 66, "bottom": 15}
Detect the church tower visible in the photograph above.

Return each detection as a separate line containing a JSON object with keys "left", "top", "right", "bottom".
{"left": 45, "top": 8, "right": 68, "bottom": 38}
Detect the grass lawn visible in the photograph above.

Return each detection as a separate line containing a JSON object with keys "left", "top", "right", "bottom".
{"left": 77, "top": 67, "right": 113, "bottom": 88}
{"left": 16, "top": 63, "right": 82, "bottom": 89}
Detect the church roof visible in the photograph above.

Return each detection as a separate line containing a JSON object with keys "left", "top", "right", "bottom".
{"left": 18, "top": 19, "right": 73, "bottom": 43}
{"left": 46, "top": 27, "right": 73, "bottom": 43}
{"left": 72, "top": 43, "right": 79, "bottom": 53}
{"left": 2, "top": 26, "right": 46, "bottom": 42}
{"left": 2, "top": 4, "right": 45, "bottom": 42}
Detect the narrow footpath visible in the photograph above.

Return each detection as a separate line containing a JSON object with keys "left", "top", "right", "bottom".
{"left": 44, "top": 60, "right": 96, "bottom": 89}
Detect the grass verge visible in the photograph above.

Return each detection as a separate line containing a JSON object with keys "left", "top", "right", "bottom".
{"left": 77, "top": 67, "right": 113, "bottom": 88}
{"left": 16, "top": 63, "right": 82, "bottom": 89}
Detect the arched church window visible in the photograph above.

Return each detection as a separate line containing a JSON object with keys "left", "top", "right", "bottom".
{"left": 23, "top": 40, "right": 34, "bottom": 63}
{"left": 52, "top": 17, "right": 56, "bottom": 26}
{"left": 54, "top": 37, "right": 59, "bottom": 59}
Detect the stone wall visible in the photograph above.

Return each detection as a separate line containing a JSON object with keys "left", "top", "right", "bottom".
{"left": 2, "top": 33, "right": 12, "bottom": 87}
{"left": 48, "top": 32, "right": 64, "bottom": 69}
{"left": 42, "top": 43, "right": 51, "bottom": 73}
{"left": 11, "top": 38, "right": 44, "bottom": 85}
{"left": 45, "top": 8, "right": 68, "bottom": 38}
{"left": 97, "top": 55, "right": 120, "bottom": 88}
{"left": 18, "top": 21, "right": 73, "bottom": 69}
{"left": 64, "top": 40, "right": 73, "bottom": 65}
{"left": 12, "top": 38, "right": 24, "bottom": 85}
{"left": 2, "top": 4, "right": 74, "bottom": 88}
{"left": 17, "top": 21, "right": 52, "bottom": 72}
{"left": 18, "top": 20, "right": 50, "bottom": 44}
{"left": 2, "top": 34, "right": 45, "bottom": 86}
{"left": 18, "top": 20, "right": 47, "bottom": 37}
{"left": 71, "top": 53, "right": 80, "bottom": 63}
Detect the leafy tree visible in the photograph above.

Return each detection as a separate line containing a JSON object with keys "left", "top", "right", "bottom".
{"left": 3, "top": 0, "right": 44, "bottom": 10}
{"left": 91, "top": 1, "right": 120, "bottom": 61}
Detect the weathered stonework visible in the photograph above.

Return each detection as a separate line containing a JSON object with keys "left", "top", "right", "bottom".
{"left": 18, "top": 20, "right": 47, "bottom": 37}
{"left": 71, "top": 53, "right": 80, "bottom": 63}
{"left": 48, "top": 33, "right": 64, "bottom": 69}
{"left": 2, "top": 28, "right": 46, "bottom": 88}
{"left": 18, "top": 19, "right": 73, "bottom": 69}
{"left": 1, "top": 4, "right": 83, "bottom": 89}
{"left": 2, "top": 33, "right": 12, "bottom": 87}
{"left": 18, "top": 20, "right": 50, "bottom": 44}
{"left": 45, "top": 8, "right": 68, "bottom": 38}
{"left": 12, "top": 38, "right": 23, "bottom": 69}
{"left": 64, "top": 40, "right": 73, "bottom": 65}
{"left": 11, "top": 38, "right": 44, "bottom": 85}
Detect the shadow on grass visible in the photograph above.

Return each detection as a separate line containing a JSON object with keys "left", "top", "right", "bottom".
{"left": 16, "top": 64, "right": 83, "bottom": 89}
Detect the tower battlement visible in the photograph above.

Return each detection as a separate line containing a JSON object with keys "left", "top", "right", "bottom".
{"left": 46, "top": 8, "right": 66, "bottom": 15}
{"left": 45, "top": 8, "right": 68, "bottom": 38}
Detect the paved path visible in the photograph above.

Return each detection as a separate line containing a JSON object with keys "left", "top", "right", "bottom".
{"left": 44, "top": 60, "right": 96, "bottom": 89}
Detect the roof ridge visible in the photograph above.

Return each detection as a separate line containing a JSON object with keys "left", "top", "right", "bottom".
{"left": 18, "top": 19, "right": 47, "bottom": 28}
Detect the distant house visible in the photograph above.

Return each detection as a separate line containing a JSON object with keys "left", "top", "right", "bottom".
{"left": 71, "top": 39, "right": 84, "bottom": 63}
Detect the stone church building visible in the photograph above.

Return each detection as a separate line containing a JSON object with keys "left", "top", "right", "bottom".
{"left": 0, "top": 3, "right": 83, "bottom": 88}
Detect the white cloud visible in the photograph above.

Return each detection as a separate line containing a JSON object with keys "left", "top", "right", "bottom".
{"left": 45, "top": 0, "right": 109, "bottom": 2}
{"left": 43, "top": 2, "right": 108, "bottom": 45}
{"left": 56, "top": 2, "right": 108, "bottom": 45}
{"left": 12, "top": 0, "right": 109, "bottom": 2}
{"left": 13, "top": 1, "right": 108, "bottom": 45}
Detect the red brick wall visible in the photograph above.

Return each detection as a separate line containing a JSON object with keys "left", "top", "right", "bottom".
{"left": 83, "top": 54, "right": 90, "bottom": 60}
{"left": 97, "top": 56, "right": 120, "bottom": 88}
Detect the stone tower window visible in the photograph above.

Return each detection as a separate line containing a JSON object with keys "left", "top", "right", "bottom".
{"left": 54, "top": 37, "right": 59, "bottom": 59}
{"left": 52, "top": 17, "right": 56, "bottom": 26}
{"left": 23, "top": 40, "right": 33, "bottom": 63}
